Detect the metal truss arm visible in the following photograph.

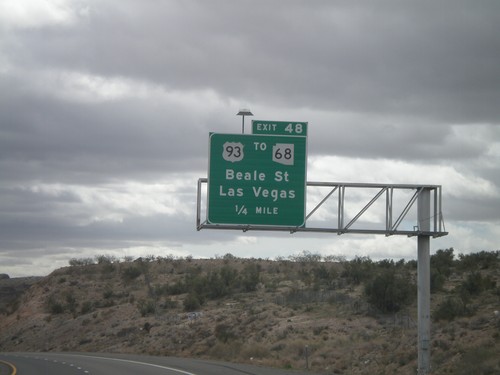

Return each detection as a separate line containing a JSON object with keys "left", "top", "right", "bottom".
{"left": 197, "top": 178, "right": 448, "bottom": 237}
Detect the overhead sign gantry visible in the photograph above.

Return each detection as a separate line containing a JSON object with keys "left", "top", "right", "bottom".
{"left": 197, "top": 117, "right": 448, "bottom": 375}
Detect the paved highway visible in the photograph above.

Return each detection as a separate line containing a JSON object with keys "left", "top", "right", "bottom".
{"left": 0, "top": 352, "right": 314, "bottom": 375}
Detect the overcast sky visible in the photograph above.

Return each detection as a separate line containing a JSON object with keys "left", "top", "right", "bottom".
{"left": 1, "top": 0, "right": 499, "bottom": 277}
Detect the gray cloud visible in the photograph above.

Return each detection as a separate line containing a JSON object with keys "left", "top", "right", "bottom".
{"left": 1, "top": 0, "right": 499, "bottom": 276}
{"left": 7, "top": 1, "right": 500, "bottom": 121}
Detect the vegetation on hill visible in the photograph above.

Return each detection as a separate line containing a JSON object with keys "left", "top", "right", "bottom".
{"left": 1, "top": 249, "right": 498, "bottom": 374}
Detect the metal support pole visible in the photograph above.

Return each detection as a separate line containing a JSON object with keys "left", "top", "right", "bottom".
{"left": 241, "top": 115, "right": 245, "bottom": 133}
{"left": 417, "top": 188, "right": 431, "bottom": 374}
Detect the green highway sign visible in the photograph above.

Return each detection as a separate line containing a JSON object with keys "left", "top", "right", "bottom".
{"left": 252, "top": 120, "right": 308, "bottom": 136}
{"left": 208, "top": 133, "right": 307, "bottom": 226}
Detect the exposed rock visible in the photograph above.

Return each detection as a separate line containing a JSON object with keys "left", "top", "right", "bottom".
{"left": 0, "top": 276, "right": 42, "bottom": 314}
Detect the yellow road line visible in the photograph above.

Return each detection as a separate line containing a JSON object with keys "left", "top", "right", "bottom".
{"left": 0, "top": 359, "right": 17, "bottom": 375}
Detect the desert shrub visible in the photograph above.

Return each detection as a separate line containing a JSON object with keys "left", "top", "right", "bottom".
{"left": 183, "top": 293, "right": 202, "bottom": 311}
{"left": 1, "top": 299, "right": 20, "bottom": 315}
{"left": 80, "top": 301, "right": 93, "bottom": 315}
{"left": 92, "top": 255, "right": 116, "bottom": 275}
{"left": 377, "top": 259, "right": 396, "bottom": 269}
{"left": 153, "top": 284, "right": 170, "bottom": 297}
{"left": 187, "top": 274, "right": 208, "bottom": 297}
{"left": 214, "top": 323, "right": 237, "bottom": 343}
{"left": 143, "top": 322, "right": 152, "bottom": 333}
{"left": 205, "top": 271, "right": 229, "bottom": 299}
{"left": 121, "top": 265, "right": 142, "bottom": 282}
{"left": 452, "top": 345, "right": 500, "bottom": 374}
{"left": 431, "top": 248, "right": 455, "bottom": 276}
{"left": 65, "top": 292, "right": 78, "bottom": 314}
{"left": 429, "top": 249, "right": 455, "bottom": 293}
{"left": 209, "top": 341, "right": 243, "bottom": 360}
{"left": 69, "top": 258, "right": 95, "bottom": 266}
{"left": 460, "top": 271, "right": 495, "bottom": 296}
{"left": 405, "top": 259, "right": 418, "bottom": 269}
{"left": 241, "top": 263, "right": 261, "bottom": 292}
{"left": 223, "top": 253, "right": 237, "bottom": 262}
{"left": 279, "top": 289, "right": 336, "bottom": 306}
{"left": 457, "top": 250, "right": 499, "bottom": 271}
{"left": 137, "top": 299, "right": 156, "bottom": 317}
{"left": 160, "top": 298, "right": 178, "bottom": 310}
{"left": 312, "top": 264, "right": 338, "bottom": 290}
{"left": 290, "top": 250, "right": 322, "bottom": 264}
{"left": 241, "top": 343, "right": 269, "bottom": 359}
{"left": 100, "top": 262, "right": 115, "bottom": 275}
{"left": 79, "top": 338, "right": 92, "bottom": 345}
{"left": 168, "top": 280, "right": 187, "bottom": 295}
{"left": 342, "top": 256, "right": 374, "bottom": 285}
{"left": 47, "top": 295, "right": 65, "bottom": 314}
{"left": 171, "top": 265, "right": 242, "bottom": 300}
{"left": 179, "top": 266, "right": 204, "bottom": 292}
{"left": 95, "top": 254, "right": 117, "bottom": 264}
{"left": 364, "top": 269, "right": 414, "bottom": 313}
{"left": 430, "top": 269, "right": 447, "bottom": 293}
{"left": 103, "top": 287, "right": 114, "bottom": 299}
{"left": 434, "top": 296, "right": 471, "bottom": 321}
{"left": 312, "top": 264, "right": 330, "bottom": 280}
{"left": 219, "top": 265, "right": 238, "bottom": 290}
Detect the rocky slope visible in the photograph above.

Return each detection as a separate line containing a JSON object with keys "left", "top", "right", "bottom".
{"left": 0, "top": 275, "right": 42, "bottom": 315}
{"left": 0, "top": 252, "right": 498, "bottom": 374}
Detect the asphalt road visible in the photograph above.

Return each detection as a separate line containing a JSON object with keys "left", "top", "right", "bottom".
{"left": 0, "top": 352, "right": 315, "bottom": 375}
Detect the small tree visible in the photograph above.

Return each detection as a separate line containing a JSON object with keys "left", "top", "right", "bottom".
{"left": 431, "top": 248, "right": 454, "bottom": 276}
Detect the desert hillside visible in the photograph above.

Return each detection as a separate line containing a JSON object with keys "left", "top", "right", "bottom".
{"left": 1, "top": 250, "right": 498, "bottom": 374}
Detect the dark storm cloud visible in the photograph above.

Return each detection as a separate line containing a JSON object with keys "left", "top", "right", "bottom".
{"left": 0, "top": 75, "right": 209, "bottom": 184}
{"left": 8, "top": 1, "right": 500, "bottom": 123}
{"left": 3, "top": 0, "right": 500, "bottom": 166}
{"left": 1, "top": 0, "right": 499, "bottom": 276}
{"left": 311, "top": 121, "right": 494, "bottom": 161}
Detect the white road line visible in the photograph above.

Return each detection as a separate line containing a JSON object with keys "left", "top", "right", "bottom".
{"left": 71, "top": 354, "right": 197, "bottom": 375}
